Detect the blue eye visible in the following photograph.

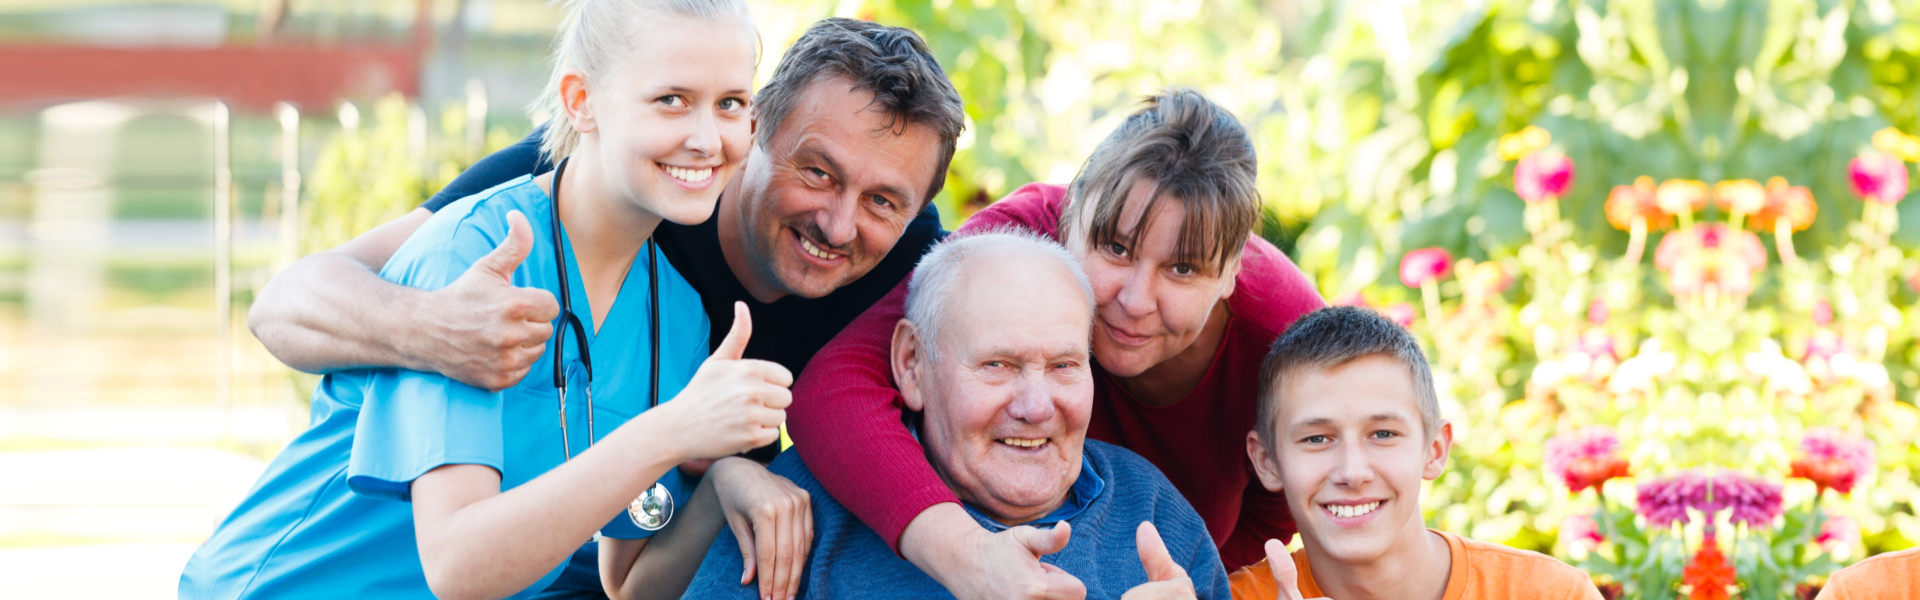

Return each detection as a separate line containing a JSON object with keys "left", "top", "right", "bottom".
{"left": 1372, "top": 430, "right": 1397, "bottom": 440}
{"left": 1304, "top": 435, "right": 1330, "bottom": 445}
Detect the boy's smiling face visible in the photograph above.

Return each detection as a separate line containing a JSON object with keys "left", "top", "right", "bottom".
{"left": 1247, "top": 354, "right": 1452, "bottom": 565}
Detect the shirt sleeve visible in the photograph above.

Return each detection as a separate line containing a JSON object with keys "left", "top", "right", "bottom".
{"left": 786, "top": 279, "right": 960, "bottom": 554}
{"left": 421, "top": 125, "right": 552, "bottom": 212}
{"left": 345, "top": 237, "right": 506, "bottom": 501}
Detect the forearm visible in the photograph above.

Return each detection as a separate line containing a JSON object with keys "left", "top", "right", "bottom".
{"left": 250, "top": 208, "right": 435, "bottom": 374}
{"left": 898, "top": 502, "right": 992, "bottom": 586}
{"left": 601, "top": 464, "right": 727, "bottom": 600}
{"left": 250, "top": 250, "right": 433, "bottom": 373}
{"left": 788, "top": 281, "right": 960, "bottom": 550}
{"left": 414, "top": 417, "right": 687, "bottom": 600}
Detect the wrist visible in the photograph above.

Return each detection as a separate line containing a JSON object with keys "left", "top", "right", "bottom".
{"left": 388, "top": 287, "right": 441, "bottom": 373}
{"left": 900, "top": 503, "right": 980, "bottom": 582}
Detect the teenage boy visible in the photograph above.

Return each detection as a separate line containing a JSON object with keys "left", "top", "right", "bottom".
{"left": 1815, "top": 547, "right": 1920, "bottom": 600}
{"left": 1230, "top": 306, "right": 1603, "bottom": 600}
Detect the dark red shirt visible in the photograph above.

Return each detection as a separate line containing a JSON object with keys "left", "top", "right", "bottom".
{"left": 787, "top": 183, "right": 1326, "bottom": 570}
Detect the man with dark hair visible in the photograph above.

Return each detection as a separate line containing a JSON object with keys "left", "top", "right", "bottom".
{"left": 250, "top": 16, "right": 962, "bottom": 398}
{"left": 244, "top": 16, "right": 965, "bottom": 599}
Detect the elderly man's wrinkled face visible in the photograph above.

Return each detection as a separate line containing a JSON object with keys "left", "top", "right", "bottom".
{"left": 893, "top": 255, "right": 1096, "bottom": 525}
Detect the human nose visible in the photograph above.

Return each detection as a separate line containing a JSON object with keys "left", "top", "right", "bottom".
{"left": 1328, "top": 438, "right": 1375, "bottom": 487}
{"left": 817, "top": 189, "right": 860, "bottom": 249}
{"left": 1113, "top": 264, "right": 1156, "bottom": 318}
{"left": 684, "top": 109, "right": 719, "bottom": 157}
{"left": 1005, "top": 370, "right": 1057, "bottom": 424}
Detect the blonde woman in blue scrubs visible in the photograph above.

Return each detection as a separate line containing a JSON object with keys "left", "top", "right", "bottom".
{"left": 179, "top": 1, "right": 813, "bottom": 598}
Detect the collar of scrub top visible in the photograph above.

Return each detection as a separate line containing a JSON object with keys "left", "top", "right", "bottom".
{"left": 546, "top": 156, "right": 664, "bottom": 461}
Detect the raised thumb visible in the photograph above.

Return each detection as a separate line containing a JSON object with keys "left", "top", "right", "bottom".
{"left": 1013, "top": 521, "right": 1073, "bottom": 557}
{"left": 1265, "top": 539, "right": 1305, "bottom": 600}
{"left": 1134, "top": 521, "right": 1185, "bottom": 583}
{"left": 474, "top": 209, "right": 535, "bottom": 280}
{"left": 710, "top": 302, "right": 752, "bottom": 361}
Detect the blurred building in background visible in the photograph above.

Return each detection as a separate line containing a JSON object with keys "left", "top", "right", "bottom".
{"left": 0, "top": 2, "right": 553, "bottom": 596}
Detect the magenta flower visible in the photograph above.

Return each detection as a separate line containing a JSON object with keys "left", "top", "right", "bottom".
{"left": 1790, "top": 427, "right": 1875, "bottom": 495}
{"left": 1850, "top": 153, "right": 1910, "bottom": 204}
{"left": 1381, "top": 303, "right": 1417, "bottom": 328}
{"left": 1562, "top": 514, "right": 1605, "bottom": 549}
{"left": 1400, "top": 248, "right": 1452, "bottom": 288}
{"left": 1817, "top": 512, "right": 1859, "bottom": 550}
{"left": 1711, "top": 472, "right": 1784, "bottom": 528}
{"left": 1516, "top": 154, "right": 1576, "bottom": 203}
{"left": 1636, "top": 471, "right": 1708, "bottom": 528}
{"left": 1547, "top": 427, "right": 1632, "bottom": 493}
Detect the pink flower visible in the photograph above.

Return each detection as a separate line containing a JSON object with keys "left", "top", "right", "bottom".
{"left": 1400, "top": 247, "right": 1452, "bottom": 288}
{"left": 1710, "top": 472, "right": 1784, "bottom": 527}
{"left": 1790, "top": 427, "right": 1875, "bottom": 495}
{"left": 1850, "top": 153, "right": 1910, "bottom": 204}
{"left": 1547, "top": 427, "right": 1632, "bottom": 493}
{"left": 1381, "top": 303, "right": 1417, "bottom": 328}
{"left": 1516, "top": 154, "right": 1575, "bottom": 203}
{"left": 1654, "top": 224, "right": 1768, "bottom": 296}
{"left": 1562, "top": 514, "right": 1605, "bottom": 549}
{"left": 1588, "top": 300, "right": 1610, "bottom": 325}
{"left": 1816, "top": 512, "right": 1859, "bottom": 550}
{"left": 1636, "top": 471, "right": 1709, "bottom": 528}
{"left": 1812, "top": 300, "right": 1834, "bottom": 327}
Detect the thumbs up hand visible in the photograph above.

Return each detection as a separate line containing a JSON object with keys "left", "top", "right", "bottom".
{"left": 659, "top": 302, "right": 794, "bottom": 461}
{"left": 1264, "top": 539, "right": 1332, "bottom": 600}
{"left": 1120, "top": 522, "right": 1196, "bottom": 600}
{"left": 420, "top": 209, "right": 560, "bottom": 391}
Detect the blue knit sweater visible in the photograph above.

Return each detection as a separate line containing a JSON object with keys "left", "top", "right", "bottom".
{"left": 682, "top": 440, "right": 1230, "bottom": 599}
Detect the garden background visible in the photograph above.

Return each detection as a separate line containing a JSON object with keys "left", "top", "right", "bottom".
{"left": 2, "top": 0, "right": 1918, "bottom": 597}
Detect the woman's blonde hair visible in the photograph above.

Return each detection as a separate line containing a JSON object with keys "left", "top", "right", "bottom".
{"left": 536, "top": 0, "right": 757, "bottom": 162}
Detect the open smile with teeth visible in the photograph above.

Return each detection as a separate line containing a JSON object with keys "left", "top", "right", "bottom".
{"left": 798, "top": 234, "right": 843, "bottom": 261}
{"left": 999, "top": 438, "right": 1048, "bottom": 449}
{"left": 1323, "top": 501, "right": 1381, "bottom": 519}
{"left": 663, "top": 165, "right": 714, "bottom": 183}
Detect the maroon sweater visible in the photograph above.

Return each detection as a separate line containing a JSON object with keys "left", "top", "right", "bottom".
{"left": 787, "top": 183, "right": 1326, "bottom": 570}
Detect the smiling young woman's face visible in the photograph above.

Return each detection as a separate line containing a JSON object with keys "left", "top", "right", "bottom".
{"left": 1250, "top": 354, "right": 1451, "bottom": 566}
{"left": 578, "top": 12, "right": 758, "bottom": 225}
{"left": 1066, "top": 179, "right": 1241, "bottom": 379}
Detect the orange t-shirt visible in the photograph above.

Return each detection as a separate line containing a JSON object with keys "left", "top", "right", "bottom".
{"left": 1816, "top": 548, "right": 1920, "bottom": 600}
{"left": 1228, "top": 529, "right": 1602, "bottom": 600}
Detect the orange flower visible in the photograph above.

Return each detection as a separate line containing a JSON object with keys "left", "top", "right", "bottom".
{"left": 1750, "top": 177, "right": 1817, "bottom": 232}
{"left": 1711, "top": 179, "right": 1766, "bottom": 215}
{"left": 1682, "top": 534, "right": 1737, "bottom": 600}
{"left": 1606, "top": 176, "right": 1669, "bottom": 231}
{"left": 1657, "top": 179, "right": 1711, "bottom": 215}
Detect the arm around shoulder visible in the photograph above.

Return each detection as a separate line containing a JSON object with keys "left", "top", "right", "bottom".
{"left": 249, "top": 207, "right": 559, "bottom": 390}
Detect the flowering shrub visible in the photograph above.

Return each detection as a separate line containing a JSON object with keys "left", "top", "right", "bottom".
{"left": 1349, "top": 126, "right": 1920, "bottom": 598}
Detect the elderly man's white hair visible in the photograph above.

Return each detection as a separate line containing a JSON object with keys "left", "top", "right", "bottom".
{"left": 903, "top": 228, "right": 1094, "bottom": 360}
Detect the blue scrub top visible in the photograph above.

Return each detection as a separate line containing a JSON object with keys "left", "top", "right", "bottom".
{"left": 180, "top": 175, "right": 710, "bottom": 599}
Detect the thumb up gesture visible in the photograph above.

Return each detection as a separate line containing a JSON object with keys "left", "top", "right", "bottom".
{"left": 660, "top": 302, "right": 793, "bottom": 461}
{"left": 1120, "top": 522, "right": 1195, "bottom": 600}
{"left": 1264, "top": 539, "right": 1333, "bottom": 600}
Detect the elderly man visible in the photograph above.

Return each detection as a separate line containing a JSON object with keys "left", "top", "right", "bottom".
{"left": 684, "top": 230, "right": 1231, "bottom": 599}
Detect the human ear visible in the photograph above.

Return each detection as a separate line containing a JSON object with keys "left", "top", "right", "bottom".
{"left": 558, "top": 69, "right": 595, "bottom": 136}
{"left": 1422, "top": 420, "right": 1454, "bottom": 480}
{"left": 1217, "top": 253, "right": 1242, "bottom": 300}
{"left": 890, "top": 319, "right": 926, "bottom": 412}
{"left": 1246, "top": 430, "right": 1285, "bottom": 492}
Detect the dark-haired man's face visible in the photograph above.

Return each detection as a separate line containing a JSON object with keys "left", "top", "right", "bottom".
{"left": 726, "top": 77, "right": 944, "bottom": 301}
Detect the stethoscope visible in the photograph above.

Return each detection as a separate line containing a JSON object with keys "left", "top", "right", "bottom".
{"left": 548, "top": 157, "right": 675, "bottom": 532}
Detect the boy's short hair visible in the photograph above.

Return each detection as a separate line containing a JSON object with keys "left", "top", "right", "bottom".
{"left": 1256, "top": 306, "right": 1441, "bottom": 448}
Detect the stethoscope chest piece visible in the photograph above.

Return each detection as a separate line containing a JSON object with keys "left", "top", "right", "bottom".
{"left": 628, "top": 482, "right": 674, "bottom": 531}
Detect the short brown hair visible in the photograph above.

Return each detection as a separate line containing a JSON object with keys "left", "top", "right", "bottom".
{"left": 1256, "top": 306, "right": 1441, "bottom": 448}
{"left": 1059, "top": 89, "right": 1261, "bottom": 275}
{"left": 753, "top": 18, "right": 966, "bottom": 206}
